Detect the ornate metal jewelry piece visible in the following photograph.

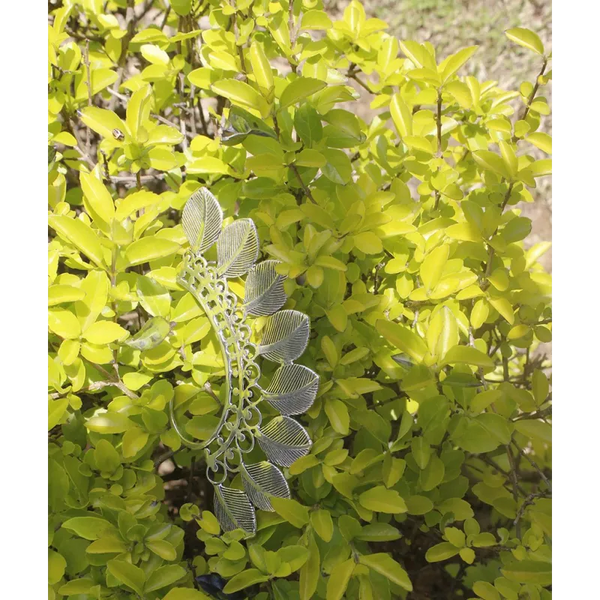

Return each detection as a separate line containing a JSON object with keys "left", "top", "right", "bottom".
{"left": 169, "top": 189, "right": 318, "bottom": 535}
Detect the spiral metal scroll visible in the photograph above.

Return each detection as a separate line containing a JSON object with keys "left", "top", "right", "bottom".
{"left": 169, "top": 188, "right": 318, "bottom": 535}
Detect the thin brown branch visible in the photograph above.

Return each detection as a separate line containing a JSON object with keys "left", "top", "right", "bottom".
{"left": 514, "top": 491, "right": 551, "bottom": 533}
{"left": 151, "top": 113, "right": 195, "bottom": 140}
{"left": 290, "top": 163, "right": 317, "bottom": 204}
{"left": 511, "top": 441, "right": 551, "bottom": 490}
{"left": 348, "top": 71, "right": 374, "bottom": 94}
{"left": 512, "top": 58, "right": 548, "bottom": 142}
{"left": 505, "top": 444, "right": 522, "bottom": 538}
{"left": 108, "top": 0, "right": 137, "bottom": 111}
{"left": 197, "top": 91, "right": 210, "bottom": 137}
{"left": 433, "top": 89, "right": 443, "bottom": 210}
{"left": 178, "top": 73, "right": 188, "bottom": 151}
{"left": 482, "top": 182, "right": 514, "bottom": 285}
{"left": 160, "top": 5, "right": 171, "bottom": 30}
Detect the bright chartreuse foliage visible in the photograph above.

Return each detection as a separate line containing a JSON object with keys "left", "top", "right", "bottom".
{"left": 48, "top": 1, "right": 551, "bottom": 599}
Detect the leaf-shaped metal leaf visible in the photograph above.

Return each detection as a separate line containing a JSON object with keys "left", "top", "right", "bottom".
{"left": 241, "top": 461, "right": 290, "bottom": 511}
{"left": 262, "top": 364, "right": 319, "bottom": 415}
{"left": 244, "top": 260, "right": 287, "bottom": 316}
{"left": 258, "top": 416, "right": 312, "bottom": 467}
{"left": 182, "top": 188, "right": 223, "bottom": 253}
{"left": 217, "top": 219, "right": 259, "bottom": 278}
{"left": 258, "top": 310, "right": 310, "bottom": 363}
{"left": 213, "top": 484, "right": 256, "bottom": 534}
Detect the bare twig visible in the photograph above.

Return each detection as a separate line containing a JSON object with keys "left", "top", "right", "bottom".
{"left": 160, "top": 4, "right": 171, "bottom": 30}
{"left": 178, "top": 73, "right": 188, "bottom": 151}
{"left": 288, "top": 0, "right": 298, "bottom": 71}
{"left": 151, "top": 113, "right": 195, "bottom": 140}
{"left": 505, "top": 444, "right": 522, "bottom": 538}
{"left": 290, "top": 164, "right": 317, "bottom": 204}
{"left": 475, "top": 454, "right": 527, "bottom": 496}
{"left": 189, "top": 85, "right": 197, "bottom": 137}
{"left": 433, "top": 89, "right": 443, "bottom": 210}
{"left": 514, "top": 491, "right": 551, "bottom": 533}
{"left": 483, "top": 182, "right": 514, "bottom": 285}
{"left": 511, "top": 441, "right": 552, "bottom": 490}
{"left": 65, "top": 116, "right": 96, "bottom": 169}
{"left": 49, "top": 377, "right": 139, "bottom": 401}
{"left": 512, "top": 58, "right": 548, "bottom": 142}
{"left": 108, "top": 0, "right": 137, "bottom": 111}
{"left": 83, "top": 40, "right": 93, "bottom": 152}
{"left": 107, "top": 87, "right": 129, "bottom": 103}
{"left": 348, "top": 71, "right": 374, "bottom": 94}
{"left": 154, "top": 449, "right": 175, "bottom": 468}
{"left": 112, "top": 173, "right": 164, "bottom": 184}
{"left": 197, "top": 90, "right": 210, "bottom": 137}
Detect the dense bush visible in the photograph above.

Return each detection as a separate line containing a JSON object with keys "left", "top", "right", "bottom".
{"left": 48, "top": 1, "right": 552, "bottom": 598}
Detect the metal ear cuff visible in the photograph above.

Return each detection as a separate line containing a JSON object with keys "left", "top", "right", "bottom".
{"left": 169, "top": 189, "right": 318, "bottom": 535}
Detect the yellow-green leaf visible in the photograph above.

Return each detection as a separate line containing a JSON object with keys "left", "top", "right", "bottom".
{"left": 505, "top": 28, "right": 545, "bottom": 55}
{"left": 390, "top": 94, "right": 412, "bottom": 138}
{"left": 49, "top": 308, "right": 82, "bottom": 339}
{"left": 80, "top": 106, "right": 126, "bottom": 141}
{"left": 441, "top": 345, "right": 494, "bottom": 368}
{"left": 299, "top": 533, "right": 320, "bottom": 600}
{"left": 86, "top": 411, "right": 131, "bottom": 434}
{"left": 441, "top": 46, "right": 478, "bottom": 82}
{"left": 80, "top": 172, "right": 115, "bottom": 224}
{"left": 126, "top": 238, "right": 180, "bottom": 266}
{"left": 107, "top": 560, "right": 145, "bottom": 596}
{"left": 126, "top": 85, "right": 152, "bottom": 140}
{"left": 115, "top": 190, "right": 161, "bottom": 221}
{"left": 488, "top": 296, "right": 515, "bottom": 324}
{"left": 359, "top": 553, "right": 412, "bottom": 592}
{"left": 427, "top": 306, "right": 459, "bottom": 360}
{"left": 248, "top": 43, "right": 274, "bottom": 97}
{"left": 279, "top": 77, "right": 327, "bottom": 111}
{"left": 426, "top": 542, "right": 460, "bottom": 562}
{"left": 376, "top": 320, "right": 428, "bottom": 363}
{"left": 473, "top": 150, "right": 511, "bottom": 179}
{"left": 146, "top": 540, "right": 177, "bottom": 561}
{"left": 223, "top": 569, "right": 270, "bottom": 594}
{"left": 270, "top": 496, "right": 309, "bottom": 528}
{"left": 301, "top": 10, "right": 333, "bottom": 30}
{"left": 83, "top": 320, "right": 129, "bottom": 344}
{"left": 498, "top": 141, "right": 518, "bottom": 179}
{"left": 526, "top": 132, "right": 552, "bottom": 154}
{"left": 473, "top": 582, "right": 501, "bottom": 600}
{"left": 141, "top": 43, "right": 170, "bottom": 65}
{"left": 420, "top": 245, "right": 449, "bottom": 292}
{"left": 49, "top": 215, "right": 106, "bottom": 268}
{"left": 62, "top": 517, "right": 115, "bottom": 541}
{"left": 310, "top": 509, "right": 334, "bottom": 542}
{"left": 326, "top": 559, "right": 355, "bottom": 600}
{"left": 359, "top": 486, "right": 407, "bottom": 514}
{"left": 354, "top": 231, "right": 383, "bottom": 254}
{"left": 211, "top": 79, "right": 270, "bottom": 118}
{"left": 514, "top": 419, "right": 551, "bottom": 444}
{"left": 324, "top": 398, "right": 350, "bottom": 434}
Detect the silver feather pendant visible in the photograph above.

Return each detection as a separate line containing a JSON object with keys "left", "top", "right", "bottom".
{"left": 170, "top": 189, "right": 317, "bottom": 535}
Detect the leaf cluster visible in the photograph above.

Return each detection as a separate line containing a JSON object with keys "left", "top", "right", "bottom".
{"left": 48, "top": 1, "right": 551, "bottom": 599}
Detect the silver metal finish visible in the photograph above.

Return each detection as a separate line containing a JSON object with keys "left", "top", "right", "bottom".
{"left": 170, "top": 188, "right": 317, "bottom": 535}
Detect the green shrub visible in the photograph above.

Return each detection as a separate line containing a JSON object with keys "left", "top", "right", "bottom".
{"left": 48, "top": 1, "right": 551, "bottom": 598}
